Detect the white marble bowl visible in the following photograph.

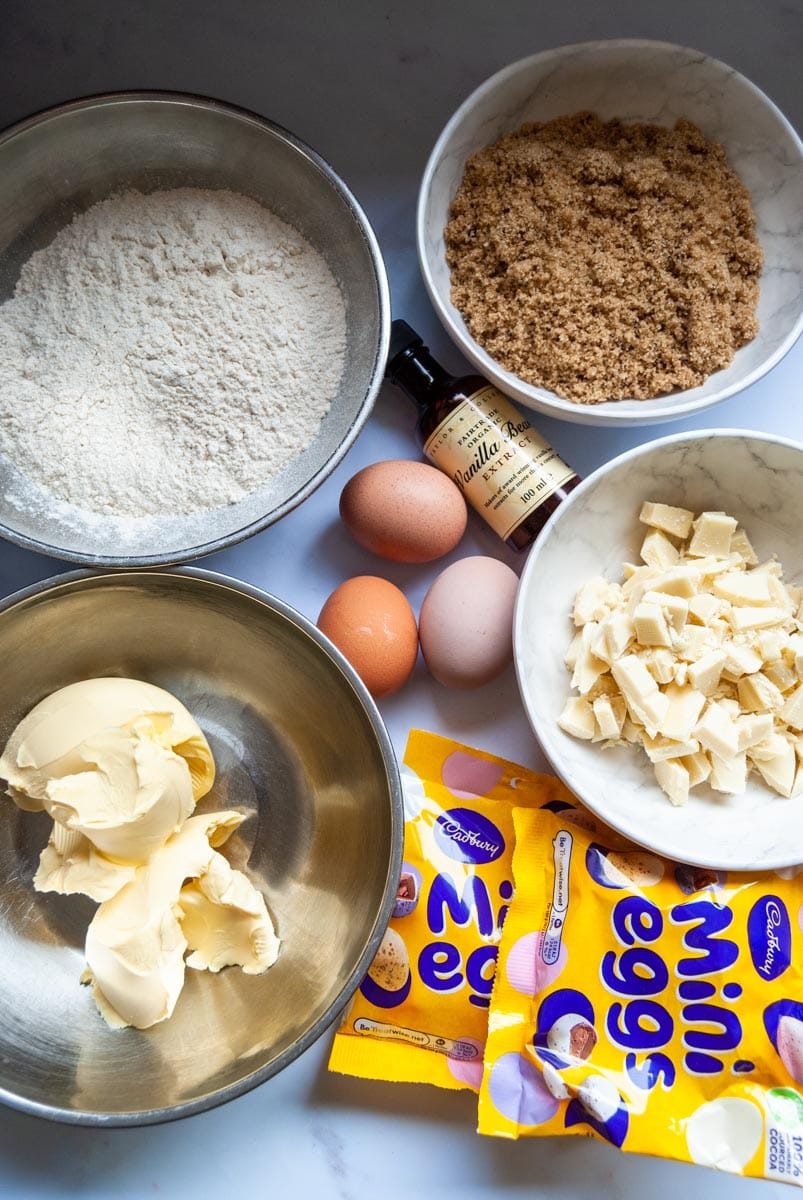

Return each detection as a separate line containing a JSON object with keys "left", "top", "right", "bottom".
{"left": 418, "top": 41, "right": 803, "bottom": 427}
{"left": 515, "top": 430, "right": 803, "bottom": 869}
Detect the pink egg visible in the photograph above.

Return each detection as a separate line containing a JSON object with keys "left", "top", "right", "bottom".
{"left": 446, "top": 1037, "right": 485, "bottom": 1090}
{"left": 419, "top": 556, "right": 519, "bottom": 689}
{"left": 505, "top": 932, "right": 568, "bottom": 996}
{"left": 441, "top": 751, "right": 505, "bottom": 798}
{"left": 778, "top": 1016, "right": 803, "bottom": 1084}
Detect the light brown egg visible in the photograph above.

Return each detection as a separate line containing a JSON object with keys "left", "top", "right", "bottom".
{"left": 317, "top": 576, "right": 418, "bottom": 699}
{"left": 340, "top": 460, "right": 467, "bottom": 563}
{"left": 419, "top": 556, "right": 519, "bottom": 689}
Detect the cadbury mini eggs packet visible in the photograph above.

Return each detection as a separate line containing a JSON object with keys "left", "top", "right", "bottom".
{"left": 480, "top": 804, "right": 803, "bottom": 1188}
{"left": 327, "top": 730, "right": 575, "bottom": 1091}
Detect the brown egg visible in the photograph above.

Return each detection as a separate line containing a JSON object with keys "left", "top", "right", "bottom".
{"left": 419, "top": 556, "right": 519, "bottom": 689}
{"left": 317, "top": 576, "right": 418, "bottom": 699}
{"left": 340, "top": 460, "right": 467, "bottom": 563}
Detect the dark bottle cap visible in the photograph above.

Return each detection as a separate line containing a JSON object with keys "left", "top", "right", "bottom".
{"left": 386, "top": 319, "right": 424, "bottom": 379}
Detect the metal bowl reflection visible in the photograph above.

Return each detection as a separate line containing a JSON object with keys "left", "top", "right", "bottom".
{"left": 0, "top": 568, "right": 402, "bottom": 1124}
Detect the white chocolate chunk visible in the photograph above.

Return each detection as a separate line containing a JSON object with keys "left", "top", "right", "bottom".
{"left": 783, "top": 685, "right": 803, "bottom": 731}
{"left": 688, "top": 512, "right": 737, "bottom": 558}
{"left": 765, "top": 660, "right": 797, "bottom": 693}
{"left": 751, "top": 738, "right": 797, "bottom": 797}
{"left": 758, "top": 629, "right": 788, "bottom": 663}
{"left": 694, "top": 703, "right": 739, "bottom": 759}
{"left": 710, "top": 752, "right": 747, "bottom": 795}
{"left": 634, "top": 602, "right": 672, "bottom": 648}
{"left": 558, "top": 697, "right": 596, "bottom": 740}
{"left": 713, "top": 571, "right": 772, "bottom": 606}
{"left": 592, "top": 695, "right": 626, "bottom": 741}
{"left": 738, "top": 673, "right": 785, "bottom": 715}
{"left": 642, "top": 590, "right": 688, "bottom": 631}
{"left": 731, "top": 528, "right": 759, "bottom": 566}
{"left": 611, "top": 655, "right": 669, "bottom": 737}
{"left": 722, "top": 643, "right": 763, "bottom": 678}
{"left": 687, "top": 593, "right": 723, "bottom": 626}
{"left": 735, "top": 713, "right": 774, "bottom": 752}
{"left": 654, "top": 758, "right": 690, "bottom": 806}
{"left": 660, "top": 683, "right": 707, "bottom": 741}
{"left": 688, "top": 651, "right": 727, "bottom": 696}
{"left": 574, "top": 578, "right": 621, "bottom": 627}
{"left": 649, "top": 568, "right": 699, "bottom": 599}
{"left": 564, "top": 631, "right": 582, "bottom": 670}
{"left": 682, "top": 750, "right": 712, "bottom": 787}
{"left": 728, "top": 606, "right": 788, "bottom": 632}
{"left": 641, "top": 733, "right": 700, "bottom": 763}
{"left": 639, "top": 501, "right": 694, "bottom": 538}
{"left": 645, "top": 648, "right": 676, "bottom": 685}
{"left": 571, "top": 624, "right": 609, "bottom": 695}
{"left": 641, "top": 529, "right": 680, "bottom": 570}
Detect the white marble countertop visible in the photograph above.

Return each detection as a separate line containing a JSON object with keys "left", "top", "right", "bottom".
{"left": 0, "top": 0, "right": 801, "bottom": 1195}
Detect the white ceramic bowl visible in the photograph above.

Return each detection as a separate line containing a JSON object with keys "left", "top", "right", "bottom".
{"left": 418, "top": 41, "right": 803, "bottom": 427}
{"left": 514, "top": 430, "right": 803, "bottom": 870}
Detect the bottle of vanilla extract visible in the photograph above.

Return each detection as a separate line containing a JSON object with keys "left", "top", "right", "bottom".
{"left": 386, "top": 319, "right": 580, "bottom": 551}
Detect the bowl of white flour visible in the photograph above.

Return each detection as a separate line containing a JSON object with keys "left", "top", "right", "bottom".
{"left": 0, "top": 92, "right": 390, "bottom": 565}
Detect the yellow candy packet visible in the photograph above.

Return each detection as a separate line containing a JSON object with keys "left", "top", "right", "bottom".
{"left": 480, "top": 805, "right": 803, "bottom": 1187}
{"left": 328, "top": 729, "right": 575, "bottom": 1091}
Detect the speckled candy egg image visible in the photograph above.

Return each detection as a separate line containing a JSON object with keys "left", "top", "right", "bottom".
{"left": 340, "top": 460, "right": 467, "bottom": 562}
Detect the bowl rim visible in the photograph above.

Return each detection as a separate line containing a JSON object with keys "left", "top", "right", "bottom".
{"left": 416, "top": 38, "right": 803, "bottom": 427}
{"left": 513, "top": 426, "right": 803, "bottom": 871}
{"left": 0, "top": 89, "right": 391, "bottom": 568}
{"left": 0, "top": 564, "right": 404, "bottom": 1126}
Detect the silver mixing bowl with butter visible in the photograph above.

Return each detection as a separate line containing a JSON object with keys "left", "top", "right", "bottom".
{"left": 0, "top": 569, "right": 402, "bottom": 1124}
{"left": 0, "top": 91, "right": 390, "bottom": 566}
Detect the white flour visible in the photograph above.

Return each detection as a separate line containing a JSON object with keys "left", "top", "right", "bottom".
{"left": 0, "top": 188, "right": 346, "bottom": 518}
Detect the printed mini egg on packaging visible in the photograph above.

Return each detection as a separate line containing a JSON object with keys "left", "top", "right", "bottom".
{"left": 317, "top": 575, "right": 418, "bottom": 699}
{"left": 340, "top": 460, "right": 467, "bottom": 563}
{"left": 419, "top": 556, "right": 519, "bottom": 689}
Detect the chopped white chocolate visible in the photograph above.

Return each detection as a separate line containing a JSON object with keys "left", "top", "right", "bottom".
{"left": 654, "top": 758, "right": 690, "bottom": 806}
{"left": 560, "top": 503, "right": 802, "bottom": 806}
{"left": 688, "top": 650, "right": 727, "bottom": 696}
{"left": 611, "top": 655, "right": 669, "bottom": 737}
{"left": 728, "top": 606, "right": 788, "bottom": 632}
{"left": 640, "top": 501, "right": 694, "bottom": 539}
{"left": 783, "top": 685, "right": 803, "bottom": 731}
{"left": 634, "top": 602, "right": 672, "bottom": 648}
{"left": 735, "top": 713, "right": 774, "bottom": 752}
{"left": 558, "top": 697, "right": 596, "bottom": 740}
{"left": 738, "top": 673, "right": 785, "bottom": 715}
{"left": 660, "top": 683, "right": 707, "bottom": 741}
{"left": 695, "top": 702, "right": 739, "bottom": 759}
{"left": 731, "top": 528, "right": 759, "bottom": 566}
{"left": 713, "top": 571, "right": 772, "bottom": 606}
{"left": 641, "top": 529, "right": 680, "bottom": 571}
{"left": 645, "top": 649, "right": 676, "bottom": 686}
{"left": 570, "top": 624, "right": 608, "bottom": 695}
{"left": 688, "top": 512, "right": 737, "bottom": 558}
{"left": 687, "top": 593, "right": 723, "bottom": 626}
{"left": 751, "top": 738, "right": 797, "bottom": 797}
{"left": 683, "top": 750, "right": 712, "bottom": 787}
{"left": 641, "top": 732, "right": 700, "bottom": 763}
{"left": 710, "top": 751, "right": 747, "bottom": 795}
{"left": 722, "top": 643, "right": 763, "bottom": 678}
{"left": 592, "top": 695, "right": 626, "bottom": 741}
{"left": 642, "top": 590, "right": 688, "bottom": 631}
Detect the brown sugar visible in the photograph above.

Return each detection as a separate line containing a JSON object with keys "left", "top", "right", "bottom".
{"left": 444, "top": 113, "right": 762, "bottom": 404}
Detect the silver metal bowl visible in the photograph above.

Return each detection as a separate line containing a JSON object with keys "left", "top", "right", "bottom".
{"left": 0, "top": 569, "right": 403, "bottom": 1124}
{"left": 0, "top": 92, "right": 390, "bottom": 566}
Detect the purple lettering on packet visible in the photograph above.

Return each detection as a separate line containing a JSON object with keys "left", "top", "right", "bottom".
{"left": 441, "top": 751, "right": 504, "bottom": 799}
{"left": 505, "top": 931, "right": 568, "bottom": 996}
{"left": 487, "top": 1051, "right": 559, "bottom": 1126}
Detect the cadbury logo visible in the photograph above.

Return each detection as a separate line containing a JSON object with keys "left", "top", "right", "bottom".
{"left": 747, "top": 895, "right": 791, "bottom": 982}
{"left": 433, "top": 807, "right": 505, "bottom": 865}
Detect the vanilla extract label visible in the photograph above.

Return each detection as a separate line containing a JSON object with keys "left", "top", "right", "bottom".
{"left": 423, "top": 386, "right": 575, "bottom": 541}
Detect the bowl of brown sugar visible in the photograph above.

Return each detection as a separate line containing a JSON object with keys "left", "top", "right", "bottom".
{"left": 418, "top": 40, "right": 803, "bottom": 426}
